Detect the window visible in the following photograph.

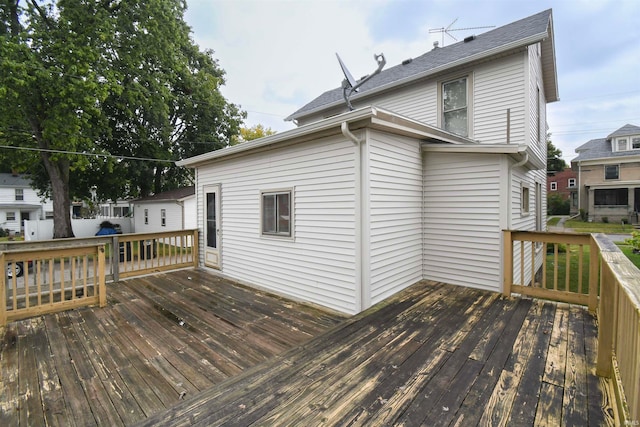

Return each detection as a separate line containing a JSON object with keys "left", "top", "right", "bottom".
{"left": 521, "top": 186, "right": 530, "bottom": 215}
{"left": 442, "top": 77, "right": 468, "bottom": 137}
{"left": 633, "top": 137, "right": 640, "bottom": 150}
{"left": 15, "top": 189, "right": 23, "bottom": 201}
{"left": 144, "top": 209, "right": 149, "bottom": 225}
{"left": 6, "top": 212, "right": 15, "bottom": 221}
{"left": 261, "top": 190, "right": 292, "bottom": 237}
{"left": 45, "top": 211, "right": 54, "bottom": 219}
{"left": 604, "top": 164, "right": 619, "bottom": 180}
{"left": 114, "top": 206, "right": 129, "bottom": 217}
{"left": 161, "top": 209, "right": 166, "bottom": 226}
{"left": 595, "top": 189, "right": 628, "bottom": 206}
{"left": 568, "top": 178, "right": 576, "bottom": 188}
{"left": 550, "top": 182, "right": 557, "bottom": 191}
{"left": 617, "top": 138, "right": 628, "bottom": 151}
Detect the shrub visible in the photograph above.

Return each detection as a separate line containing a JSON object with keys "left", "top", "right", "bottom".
{"left": 625, "top": 231, "right": 640, "bottom": 253}
{"left": 579, "top": 209, "right": 588, "bottom": 221}
{"left": 601, "top": 217, "right": 609, "bottom": 223}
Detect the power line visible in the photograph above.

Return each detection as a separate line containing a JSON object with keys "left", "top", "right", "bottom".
{"left": 0, "top": 145, "right": 175, "bottom": 163}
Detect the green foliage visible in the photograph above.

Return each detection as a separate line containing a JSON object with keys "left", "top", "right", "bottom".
{"left": 601, "top": 216, "right": 609, "bottom": 223}
{"left": 231, "top": 124, "right": 277, "bottom": 145}
{"left": 547, "top": 193, "right": 570, "bottom": 215}
{"left": 624, "top": 231, "right": 640, "bottom": 253}
{"left": 579, "top": 209, "right": 588, "bottom": 221}
{"left": 546, "top": 135, "right": 567, "bottom": 172}
{"left": 0, "top": 0, "right": 245, "bottom": 236}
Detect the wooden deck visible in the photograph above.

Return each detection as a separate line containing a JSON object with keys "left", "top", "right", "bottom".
{"left": 1, "top": 270, "right": 614, "bottom": 426}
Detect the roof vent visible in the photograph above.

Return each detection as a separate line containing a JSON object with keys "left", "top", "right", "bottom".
{"left": 464, "top": 35, "right": 476, "bottom": 43}
{"left": 432, "top": 41, "right": 439, "bottom": 49}
{"left": 402, "top": 58, "right": 413, "bottom": 65}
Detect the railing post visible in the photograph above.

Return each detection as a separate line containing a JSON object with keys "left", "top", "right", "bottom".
{"left": 0, "top": 252, "right": 6, "bottom": 327}
{"left": 588, "top": 235, "right": 599, "bottom": 313}
{"left": 596, "top": 258, "right": 615, "bottom": 377}
{"left": 192, "top": 229, "right": 199, "bottom": 268}
{"left": 503, "top": 230, "right": 513, "bottom": 297}
{"left": 111, "top": 235, "right": 120, "bottom": 282}
{"left": 98, "top": 245, "right": 106, "bottom": 308}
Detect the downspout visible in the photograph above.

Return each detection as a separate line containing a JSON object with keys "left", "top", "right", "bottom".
{"left": 507, "top": 152, "right": 529, "bottom": 229}
{"left": 341, "top": 122, "right": 364, "bottom": 313}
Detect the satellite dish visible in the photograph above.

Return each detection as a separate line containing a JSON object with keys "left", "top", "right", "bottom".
{"left": 336, "top": 52, "right": 386, "bottom": 111}
{"left": 336, "top": 53, "right": 358, "bottom": 91}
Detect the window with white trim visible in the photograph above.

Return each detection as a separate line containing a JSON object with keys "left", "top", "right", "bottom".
{"left": 161, "top": 209, "right": 166, "bottom": 226}
{"left": 261, "top": 190, "right": 292, "bottom": 237}
{"left": 568, "top": 178, "right": 576, "bottom": 188}
{"left": 521, "top": 185, "right": 530, "bottom": 215}
{"left": 6, "top": 212, "right": 15, "bottom": 221}
{"left": 144, "top": 209, "right": 149, "bottom": 225}
{"left": 604, "top": 164, "right": 619, "bottom": 180}
{"left": 442, "top": 77, "right": 469, "bottom": 137}
{"left": 633, "top": 137, "right": 640, "bottom": 149}
{"left": 550, "top": 182, "right": 557, "bottom": 191}
{"left": 15, "top": 189, "right": 23, "bottom": 201}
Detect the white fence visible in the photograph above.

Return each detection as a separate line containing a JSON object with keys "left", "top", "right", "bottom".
{"left": 24, "top": 218, "right": 133, "bottom": 241}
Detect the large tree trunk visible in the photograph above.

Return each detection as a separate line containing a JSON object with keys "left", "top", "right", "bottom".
{"left": 40, "top": 152, "right": 74, "bottom": 239}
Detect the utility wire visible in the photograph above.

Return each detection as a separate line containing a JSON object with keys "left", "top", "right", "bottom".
{"left": 0, "top": 145, "right": 175, "bottom": 163}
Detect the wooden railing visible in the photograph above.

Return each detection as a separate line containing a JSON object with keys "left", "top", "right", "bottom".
{"left": 0, "top": 244, "right": 106, "bottom": 326}
{"left": 592, "top": 233, "right": 640, "bottom": 424}
{"left": 503, "top": 230, "right": 599, "bottom": 311}
{"left": 503, "top": 230, "right": 640, "bottom": 424}
{"left": 0, "top": 229, "right": 198, "bottom": 327}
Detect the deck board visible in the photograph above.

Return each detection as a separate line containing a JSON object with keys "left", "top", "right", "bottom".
{"left": 1, "top": 269, "right": 614, "bottom": 426}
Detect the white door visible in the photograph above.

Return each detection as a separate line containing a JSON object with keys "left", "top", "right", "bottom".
{"left": 204, "top": 185, "right": 221, "bottom": 269}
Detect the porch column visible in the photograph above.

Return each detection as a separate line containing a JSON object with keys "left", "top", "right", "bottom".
{"left": 588, "top": 187, "right": 595, "bottom": 221}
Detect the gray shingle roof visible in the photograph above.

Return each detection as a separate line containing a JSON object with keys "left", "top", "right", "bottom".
{"left": 0, "top": 173, "right": 31, "bottom": 188}
{"left": 134, "top": 186, "right": 195, "bottom": 203}
{"left": 287, "top": 9, "right": 554, "bottom": 121}
{"left": 572, "top": 124, "right": 640, "bottom": 162}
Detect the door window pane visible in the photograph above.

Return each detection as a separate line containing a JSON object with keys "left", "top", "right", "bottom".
{"left": 206, "top": 192, "right": 217, "bottom": 248}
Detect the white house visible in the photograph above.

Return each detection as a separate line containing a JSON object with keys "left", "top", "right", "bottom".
{"left": 131, "top": 186, "right": 196, "bottom": 233}
{"left": 0, "top": 173, "right": 53, "bottom": 234}
{"left": 177, "top": 9, "right": 557, "bottom": 314}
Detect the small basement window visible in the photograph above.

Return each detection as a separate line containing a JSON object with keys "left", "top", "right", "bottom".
{"left": 261, "top": 190, "right": 292, "bottom": 237}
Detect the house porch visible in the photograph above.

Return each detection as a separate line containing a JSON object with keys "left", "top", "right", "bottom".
{"left": 1, "top": 269, "right": 614, "bottom": 426}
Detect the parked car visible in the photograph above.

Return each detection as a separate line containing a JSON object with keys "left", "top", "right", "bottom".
{"left": 7, "top": 261, "right": 32, "bottom": 278}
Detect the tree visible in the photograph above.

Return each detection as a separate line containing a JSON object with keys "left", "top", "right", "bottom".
{"left": 0, "top": 0, "right": 244, "bottom": 237}
{"left": 231, "top": 124, "right": 276, "bottom": 145}
{"left": 547, "top": 134, "right": 567, "bottom": 172}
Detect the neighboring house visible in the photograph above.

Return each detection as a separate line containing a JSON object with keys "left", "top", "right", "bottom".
{"left": 131, "top": 186, "right": 196, "bottom": 233}
{"left": 547, "top": 167, "right": 578, "bottom": 207}
{"left": 177, "top": 9, "right": 557, "bottom": 314}
{"left": 571, "top": 124, "right": 640, "bottom": 223}
{"left": 98, "top": 200, "right": 132, "bottom": 218}
{"left": 0, "top": 173, "right": 53, "bottom": 234}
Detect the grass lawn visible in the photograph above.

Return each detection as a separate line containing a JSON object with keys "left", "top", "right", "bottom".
{"left": 563, "top": 219, "right": 634, "bottom": 234}
{"left": 544, "top": 242, "right": 640, "bottom": 295}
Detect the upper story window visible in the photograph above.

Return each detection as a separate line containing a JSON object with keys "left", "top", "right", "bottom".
{"left": 144, "top": 209, "right": 149, "bottom": 225}
{"left": 568, "top": 178, "right": 576, "bottom": 188}
{"left": 550, "top": 182, "right": 557, "bottom": 191}
{"left": 614, "top": 135, "right": 640, "bottom": 151}
{"left": 161, "top": 209, "right": 166, "bottom": 226}
{"left": 604, "top": 164, "right": 619, "bottom": 180}
{"left": 15, "top": 188, "right": 23, "bottom": 201}
{"left": 442, "top": 77, "right": 469, "bottom": 137}
{"left": 521, "top": 185, "right": 530, "bottom": 215}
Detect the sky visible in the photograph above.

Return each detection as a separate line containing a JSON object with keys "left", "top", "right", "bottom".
{"left": 184, "top": 0, "right": 640, "bottom": 164}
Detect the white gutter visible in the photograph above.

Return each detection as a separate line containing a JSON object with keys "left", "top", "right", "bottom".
{"left": 341, "top": 121, "right": 366, "bottom": 313}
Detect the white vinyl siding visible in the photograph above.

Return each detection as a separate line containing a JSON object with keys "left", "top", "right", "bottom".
{"left": 196, "top": 135, "right": 359, "bottom": 314}
{"left": 368, "top": 131, "right": 423, "bottom": 305}
{"left": 133, "top": 201, "right": 186, "bottom": 232}
{"left": 423, "top": 152, "right": 503, "bottom": 292}
{"left": 474, "top": 53, "right": 526, "bottom": 145}
{"left": 527, "top": 44, "right": 547, "bottom": 164}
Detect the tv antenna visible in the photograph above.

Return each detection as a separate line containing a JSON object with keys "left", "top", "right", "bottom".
{"left": 429, "top": 18, "right": 495, "bottom": 46}
{"left": 336, "top": 52, "right": 386, "bottom": 111}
